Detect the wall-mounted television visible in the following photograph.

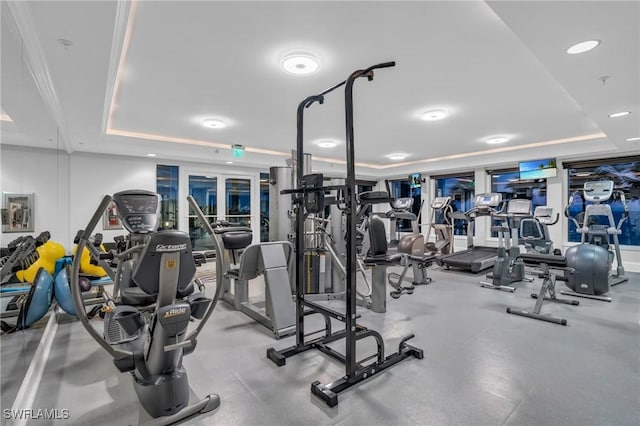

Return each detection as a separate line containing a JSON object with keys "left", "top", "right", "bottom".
{"left": 519, "top": 158, "right": 557, "bottom": 180}
{"left": 409, "top": 173, "right": 422, "bottom": 188}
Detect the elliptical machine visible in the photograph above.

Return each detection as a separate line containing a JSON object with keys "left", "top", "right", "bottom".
{"left": 561, "top": 180, "right": 628, "bottom": 301}
{"left": 425, "top": 196, "right": 454, "bottom": 255}
{"left": 480, "top": 198, "right": 534, "bottom": 292}
{"left": 71, "top": 190, "right": 220, "bottom": 424}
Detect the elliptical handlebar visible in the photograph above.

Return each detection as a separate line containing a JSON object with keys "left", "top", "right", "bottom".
{"left": 185, "top": 196, "right": 225, "bottom": 344}
{"left": 70, "top": 195, "right": 132, "bottom": 361}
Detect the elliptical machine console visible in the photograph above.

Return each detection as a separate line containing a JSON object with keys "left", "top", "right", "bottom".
{"left": 112, "top": 191, "right": 160, "bottom": 234}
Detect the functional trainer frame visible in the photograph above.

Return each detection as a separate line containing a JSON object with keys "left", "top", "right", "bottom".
{"left": 266, "top": 62, "right": 423, "bottom": 407}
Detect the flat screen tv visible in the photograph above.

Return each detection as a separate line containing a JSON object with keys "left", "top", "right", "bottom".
{"left": 519, "top": 158, "right": 557, "bottom": 180}
{"left": 409, "top": 173, "right": 422, "bottom": 188}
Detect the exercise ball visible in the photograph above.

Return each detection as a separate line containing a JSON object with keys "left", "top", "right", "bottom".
{"left": 565, "top": 244, "right": 611, "bottom": 296}
{"left": 23, "top": 268, "right": 54, "bottom": 326}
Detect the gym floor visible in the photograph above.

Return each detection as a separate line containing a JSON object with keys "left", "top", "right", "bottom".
{"left": 2, "top": 262, "right": 639, "bottom": 425}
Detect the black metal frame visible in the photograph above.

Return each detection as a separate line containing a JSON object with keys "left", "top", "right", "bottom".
{"left": 266, "top": 62, "right": 423, "bottom": 407}
{"left": 506, "top": 253, "right": 580, "bottom": 326}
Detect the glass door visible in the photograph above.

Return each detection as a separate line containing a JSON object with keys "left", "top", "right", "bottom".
{"left": 188, "top": 175, "right": 218, "bottom": 250}
{"left": 187, "top": 173, "right": 255, "bottom": 251}
{"left": 225, "top": 177, "right": 252, "bottom": 227}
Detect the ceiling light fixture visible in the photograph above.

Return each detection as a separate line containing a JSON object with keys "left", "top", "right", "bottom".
{"left": 420, "top": 109, "right": 448, "bottom": 121}
{"left": 316, "top": 139, "right": 338, "bottom": 148}
{"left": 147, "top": 153, "right": 157, "bottom": 157}
{"left": 566, "top": 40, "right": 600, "bottom": 55}
{"left": 202, "top": 118, "right": 226, "bottom": 129}
{"left": 280, "top": 51, "right": 320, "bottom": 76}
{"left": 387, "top": 153, "right": 408, "bottom": 161}
{"left": 626, "top": 137, "right": 640, "bottom": 142}
{"left": 225, "top": 161, "right": 234, "bottom": 164}
{"left": 608, "top": 111, "right": 630, "bottom": 118}
{"left": 485, "top": 136, "right": 509, "bottom": 145}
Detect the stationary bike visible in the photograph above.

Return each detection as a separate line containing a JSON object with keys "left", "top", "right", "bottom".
{"left": 480, "top": 198, "right": 533, "bottom": 292}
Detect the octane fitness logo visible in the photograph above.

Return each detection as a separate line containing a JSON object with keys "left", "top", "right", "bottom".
{"left": 3, "top": 408, "right": 70, "bottom": 420}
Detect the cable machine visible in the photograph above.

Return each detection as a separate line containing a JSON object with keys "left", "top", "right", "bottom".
{"left": 266, "top": 62, "right": 423, "bottom": 407}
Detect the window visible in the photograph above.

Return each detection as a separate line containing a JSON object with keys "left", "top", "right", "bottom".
{"left": 490, "top": 170, "right": 547, "bottom": 237}
{"left": 156, "top": 165, "right": 178, "bottom": 230}
{"left": 566, "top": 158, "right": 640, "bottom": 246}
{"left": 260, "top": 172, "right": 269, "bottom": 242}
{"left": 434, "top": 174, "right": 474, "bottom": 235}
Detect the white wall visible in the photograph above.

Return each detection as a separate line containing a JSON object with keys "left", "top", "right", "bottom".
{"left": 0, "top": 145, "right": 70, "bottom": 248}
{"left": 69, "top": 152, "right": 157, "bottom": 247}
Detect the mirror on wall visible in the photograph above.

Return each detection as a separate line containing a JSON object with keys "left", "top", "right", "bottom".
{"left": 0, "top": 1, "right": 68, "bottom": 407}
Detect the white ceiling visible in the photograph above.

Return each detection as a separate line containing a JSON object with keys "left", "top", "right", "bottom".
{"left": 1, "top": 1, "right": 638, "bottom": 178}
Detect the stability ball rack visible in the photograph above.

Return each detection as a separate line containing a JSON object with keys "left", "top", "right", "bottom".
{"left": 266, "top": 62, "right": 423, "bottom": 407}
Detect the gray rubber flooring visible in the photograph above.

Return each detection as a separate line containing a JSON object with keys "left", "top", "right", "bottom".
{"left": 3, "top": 264, "right": 640, "bottom": 425}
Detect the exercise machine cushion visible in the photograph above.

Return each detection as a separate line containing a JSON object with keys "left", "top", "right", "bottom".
{"left": 363, "top": 216, "right": 403, "bottom": 265}
{"left": 215, "top": 228, "right": 253, "bottom": 250}
{"left": 518, "top": 252, "right": 567, "bottom": 268}
{"left": 132, "top": 230, "right": 196, "bottom": 297}
{"left": 358, "top": 191, "right": 394, "bottom": 204}
{"left": 121, "top": 286, "right": 157, "bottom": 306}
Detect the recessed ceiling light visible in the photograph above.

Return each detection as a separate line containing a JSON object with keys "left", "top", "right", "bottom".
{"left": 202, "top": 118, "right": 226, "bottom": 129}
{"left": 485, "top": 136, "right": 509, "bottom": 144}
{"left": 280, "top": 51, "right": 320, "bottom": 75}
{"left": 147, "top": 153, "right": 157, "bottom": 157}
{"left": 315, "top": 139, "right": 338, "bottom": 148}
{"left": 609, "top": 111, "right": 630, "bottom": 118}
{"left": 566, "top": 40, "right": 600, "bottom": 55}
{"left": 626, "top": 137, "right": 640, "bottom": 142}
{"left": 387, "top": 153, "right": 408, "bottom": 161}
{"left": 225, "top": 161, "right": 234, "bottom": 164}
{"left": 420, "top": 109, "right": 448, "bottom": 121}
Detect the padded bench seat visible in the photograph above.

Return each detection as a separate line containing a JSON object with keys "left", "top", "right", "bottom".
{"left": 519, "top": 252, "right": 567, "bottom": 268}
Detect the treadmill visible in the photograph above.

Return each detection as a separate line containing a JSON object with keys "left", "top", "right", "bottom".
{"left": 437, "top": 193, "right": 502, "bottom": 273}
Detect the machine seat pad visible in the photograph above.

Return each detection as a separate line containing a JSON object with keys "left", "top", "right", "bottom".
{"left": 358, "top": 191, "right": 394, "bottom": 204}
{"left": 363, "top": 253, "right": 403, "bottom": 265}
{"left": 214, "top": 226, "right": 252, "bottom": 234}
{"left": 408, "top": 253, "right": 437, "bottom": 263}
{"left": 121, "top": 286, "right": 157, "bottom": 306}
{"left": 220, "top": 231, "right": 253, "bottom": 250}
{"left": 519, "top": 252, "right": 567, "bottom": 268}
